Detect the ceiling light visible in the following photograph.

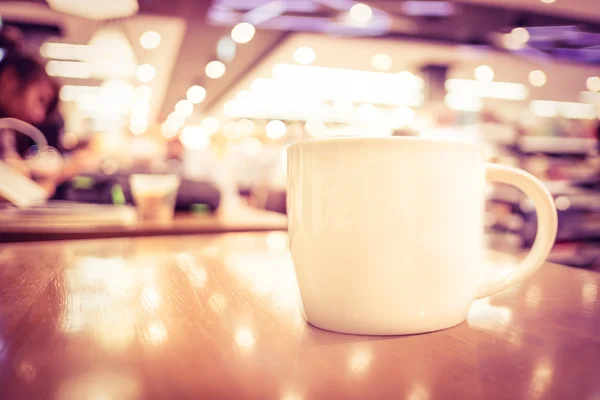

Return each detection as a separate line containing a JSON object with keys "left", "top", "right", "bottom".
{"left": 200, "top": 117, "right": 220, "bottom": 135}
{"left": 140, "top": 31, "right": 161, "bottom": 49}
{"left": 474, "top": 65, "right": 494, "bottom": 82}
{"left": 501, "top": 33, "right": 523, "bottom": 51}
{"left": 269, "top": 64, "right": 424, "bottom": 106}
{"left": 333, "top": 98, "right": 354, "bottom": 114}
{"left": 394, "top": 106, "right": 415, "bottom": 128}
{"left": 540, "top": 0, "right": 555, "bottom": 3}
{"left": 135, "top": 85, "right": 152, "bottom": 101}
{"left": 231, "top": 22, "right": 256, "bottom": 44}
{"left": 59, "top": 85, "right": 101, "bottom": 102}
{"left": 294, "top": 47, "right": 316, "bottom": 65}
{"left": 136, "top": 64, "right": 156, "bottom": 82}
{"left": 445, "top": 79, "right": 528, "bottom": 100}
{"left": 510, "top": 27, "right": 530, "bottom": 45}
{"left": 529, "top": 70, "right": 547, "bottom": 87}
{"left": 46, "top": 0, "right": 138, "bottom": 20}
{"left": 217, "top": 36, "right": 236, "bottom": 63}
{"left": 580, "top": 91, "right": 600, "bottom": 104}
{"left": 224, "top": 100, "right": 238, "bottom": 118}
{"left": 162, "top": 121, "right": 180, "bottom": 138}
{"left": 167, "top": 113, "right": 186, "bottom": 129}
{"left": 305, "top": 120, "right": 325, "bottom": 137}
{"left": 286, "top": 123, "right": 303, "bottom": 139}
{"left": 87, "top": 27, "right": 137, "bottom": 79}
{"left": 266, "top": 120, "right": 287, "bottom": 139}
{"left": 586, "top": 76, "right": 600, "bottom": 92}
{"left": 358, "top": 104, "right": 378, "bottom": 122}
{"left": 175, "top": 99, "right": 194, "bottom": 117}
{"left": 350, "top": 3, "right": 373, "bottom": 23}
{"left": 444, "top": 92, "right": 482, "bottom": 112}
{"left": 131, "top": 100, "right": 150, "bottom": 117}
{"left": 237, "top": 119, "right": 255, "bottom": 136}
{"left": 46, "top": 60, "right": 91, "bottom": 78}
{"left": 130, "top": 121, "right": 147, "bottom": 135}
{"left": 205, "top": 61, "right": 226, "bottom": 79}
{"left": 223, "top": 121, "right": 239, "bottom": 138}
{"left": 99, "top": 80, "right": 135, "bottom": 115}
{"left": 242, "top": 137, "right": 263, "bottom": 157}
{"left": 187, "top": 85, "right": 207, "bottom": 104}
{"left": 397, "top": 71, "right": 418, "bottom": 81}
{"left": 530, "top": 100, "right": 596, "bottom": 119}
{"left": 529, "top": 101, "right": 560, "bottom": 118}
{"left": 180, "top": 126, "right": 210, "bottom": 150}
{"left": 371, "top": 53, "right": 392, "bottom": 71}
{"left": 236, "top": 90, "right": 253, "bottom": 103}
{"left": 130, "top": 105, "right": 148, "bottom": 121}
{"left": 40, "top": 42, "right": 91, "bottom": 60}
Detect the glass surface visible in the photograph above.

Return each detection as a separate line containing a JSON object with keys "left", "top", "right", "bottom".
{"left": 130, "top": 174, "right": 180, "bottom": 224}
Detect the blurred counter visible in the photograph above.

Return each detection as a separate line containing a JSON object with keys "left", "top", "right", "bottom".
{"left": 0, "top": 205, "right": 287, "bottom": 243}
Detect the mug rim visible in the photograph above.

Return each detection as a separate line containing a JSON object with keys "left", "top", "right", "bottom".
{"left": 287, "top": 136, "right": 479, "bottom": 153}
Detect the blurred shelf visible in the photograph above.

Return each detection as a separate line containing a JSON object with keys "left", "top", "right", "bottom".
{"left": 518, "top": 136, "right": 597, "bottom": 155}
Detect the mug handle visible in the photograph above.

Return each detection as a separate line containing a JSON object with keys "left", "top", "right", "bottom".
{"left": 475, "top": 164, "right": 558, "bottom": 299}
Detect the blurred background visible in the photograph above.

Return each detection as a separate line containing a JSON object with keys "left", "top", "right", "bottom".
{"left": 0, "top": 0, "right": 599, "bottom": 267}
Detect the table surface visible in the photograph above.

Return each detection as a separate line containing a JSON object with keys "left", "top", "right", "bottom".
{"left": 0, "top": 205, "right": 288, "bottom": 242}
{"left": 0, "top": 233, "right": 599, "bottom": 399}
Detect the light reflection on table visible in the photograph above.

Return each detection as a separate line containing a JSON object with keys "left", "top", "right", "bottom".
{"left": 0, "top": 233, "right": 598, "bottom": 399}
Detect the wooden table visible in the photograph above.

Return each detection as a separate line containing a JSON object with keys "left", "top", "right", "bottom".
{"left": 0, "top": 233, "right": 598, "bottom": 399}
{"left": 0, "top": 206, "right": 288, "bottom": 242}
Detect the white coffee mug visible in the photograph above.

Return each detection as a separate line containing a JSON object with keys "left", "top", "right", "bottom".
{"left": 287, "top": 137, "right": 557, "bottom": 335}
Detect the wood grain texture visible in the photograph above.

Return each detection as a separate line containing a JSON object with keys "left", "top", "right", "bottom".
{"left": 0, "top": 206, "right": 288, "bottom": 242}
{"left": 0, "top": 233, "right": 599, "bottom": 399}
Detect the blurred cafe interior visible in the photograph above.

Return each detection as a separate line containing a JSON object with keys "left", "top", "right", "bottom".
{"left": 1, "top": 1, "right": 600, "bottom": 399}
{"left": 0, "top": 0, "right": 599, "bottom": 267}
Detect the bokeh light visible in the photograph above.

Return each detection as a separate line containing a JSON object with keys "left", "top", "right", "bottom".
{"left": 371, "top": 53, "right": 392, "bottom": 71}
{"left": 394, "top": 106, "right": 415, "bottom": 128}
{"left": 167, "top": 112, "right": 186, "bottom": 128}
{"left": 205, "top": 60, "right": 226, "bottom": 79}
{"left": 140, "top": 31, "right": 161, "bottom": 49}
{"left": 586, "top": 76, "right": 600, "bottom": 92}
{"left": 237, "top": 119, "right": 255, "bottom": 136}
{"left": 529, "top": 70, "right": 547, "bottom": 87}
{"left": 175, "top": 99, "right": 194, "bottom": 117}
{"left": 294, "top": 47, "right": 316, "bottom": 65}
{"left": 266, "top": 120, "right": 287, "bottom": 139}
{"left": 180, "top": 125, "right": 210, "bottom": 150}
{"left": 200, "top": 117, "right": 220, "bottom": 135}
{"left": 358, "top": 103, "right": 378, "bottom": 122}
{"left": 186, "top": 85, "right": 207, "bottom": 104}
{"left": 510, "top": 27, "right": 530, "bottom": 45}
{"left": 136, "top": 64, "right": 156, "bottom": 83}
{"left": 135, "top": 85, "right": 152, "bottom": 101}
{"left": 231, "top": 22, "right": 256, "bottom": 44}
{"left": 243, "top": 137, "right": 262, "bottom": 156}
{"left": 305, "top": 119, "right": 325, "bottom": 136}
{"left": 234, "top": 327, "right": 255, "bottom": 349}
{"left": 161, "top": 121, "right": 179, "bottom": 138}
{"left": 474, "top": 65, "right": 494, "bottom": 82}
{"left": 350, "top": 3, "right": 373, "bottom": 23}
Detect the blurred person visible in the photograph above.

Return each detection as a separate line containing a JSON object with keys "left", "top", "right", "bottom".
{"left": 0, "top": 40, "right": 60, "bottom": 194}
{"left": 0, "top": 25, "right": 24, "bottom": 54}
{"left": 0, "top": 31, "right": 96, "bottom": 197}
{"left": 0, "top": 29, "right": 57, "bottom": 127}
